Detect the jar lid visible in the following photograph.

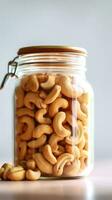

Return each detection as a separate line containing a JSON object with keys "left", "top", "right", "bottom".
{"left": 18, "top": 46, "right": 87, "bottom": 56}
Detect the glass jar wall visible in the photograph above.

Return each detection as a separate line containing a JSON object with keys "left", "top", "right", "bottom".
{"left": 14, "top": 46, "right": 94, "bottom": 178}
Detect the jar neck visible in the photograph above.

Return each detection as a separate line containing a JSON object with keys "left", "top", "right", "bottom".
{"left": 9, "top": 53, "right": 87, "bottom": 80}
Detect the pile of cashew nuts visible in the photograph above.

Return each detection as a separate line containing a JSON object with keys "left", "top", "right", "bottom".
{"left": 14, "top": 73, "right": 89, "bottom": 179}
{"left": 0, "top": 163, "right": 41, "bottom": 181}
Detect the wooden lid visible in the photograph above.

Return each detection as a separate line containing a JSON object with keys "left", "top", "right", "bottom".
{"left": 18, "top": 46, "right": 87, "bottom": 56}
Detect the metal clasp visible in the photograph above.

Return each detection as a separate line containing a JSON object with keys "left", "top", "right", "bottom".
{"left": 0, "top": 56, "right": 18, "bottom": 90}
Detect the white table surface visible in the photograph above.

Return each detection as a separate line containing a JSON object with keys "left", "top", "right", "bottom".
{"left": 0, "top": 160, "right": 112, "bottom": 200}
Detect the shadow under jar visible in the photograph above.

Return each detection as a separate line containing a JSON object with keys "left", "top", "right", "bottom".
{"left": 14, "top": 46, "right": 94, "bottom": 178}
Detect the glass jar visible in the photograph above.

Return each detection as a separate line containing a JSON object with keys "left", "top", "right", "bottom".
{"left": 0, "top": 46, "right": 94, "bottom": 178}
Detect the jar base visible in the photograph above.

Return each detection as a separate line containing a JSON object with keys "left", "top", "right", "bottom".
{"left": 39, "top": 164, "right": 94, "bottom": 180}
{"left": 39, "top": 176, "right": 83, "bottom": 180}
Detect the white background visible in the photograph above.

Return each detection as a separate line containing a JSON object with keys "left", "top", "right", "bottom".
{"left": 0, "top": 0, "right": 111, "bottom": 162}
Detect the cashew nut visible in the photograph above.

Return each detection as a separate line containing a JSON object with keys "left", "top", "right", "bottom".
{"left": 76, "top": 101, "right": 87, "bottom": 125}
{"left": 65, "top": 144, "right": 80, "bottom": 158}
{"left": 16, "top": 119, "right": 25, "bottom": 134}
{"left": 78, "top": 135, "right": 85, "bottom": 150}
{"left": 67, "top": 99, "right": 88, "bottom": 125}
{"left": 24, "top": 92, "right": 47, "bottom": 110}
{"left": 56, "top": 75, "right": 82, "bottom": 98}
{"left": 33, "top": 124, "right": 53, "bottom": 138}
{"left": 53, "top": 112, "right": 71, "bottom": 137}
{"left": 2, "top": 163, "right": 13, "bottom": 180}
{"left": 80, "top": 150, "right": 88, "bottom": 170}
{"left": 33, "top": 153, "right": 53, "bottom": 174}
{"left": 26, "top": 159, "right": 36, "bottom": 170}
{"left": 71, "top": 100, "right": 87, "bottom": 125}
{"left": 35, "top": 109, "right": 51, "bottom": 124}
{"left": 73, "top": 146, "right": 80, "bottom": 159}
{"left": 21, "top": 75, "right": 39, "bottom": 92}
{"left": 63, "top": 159, "right": 80, "bottom": 176}
{"left": 26, "top": 169, "right": 41, "bottom": 180}
{"left": 1, "top": 163, "right": 13, "bottom": 170}
{"left": 65, "top": 136, "right": 75, "bottom": 145}
{"left": 19, "top": 116, "right": 35, "bottom": 141}
{"left": 66, "top": 111, "right": 77, "bottom": 128}
{"left": 48, "top": 133, "right": 63, "bottom": 152}
{"left": 16, "top": 118, "right": 29, "bottom": 135}
{"left": 18, "top": 141, "right": 27, "bottom": 160}
{"left": 73, "top": 120, "right": 83, "bottom": 145}
{"left": 42, "top": 144, "right": 57, "bottom": 165}
{"left": 44, "top": 85, "right": 61, "bottom": 104}
{"left": 65, "top": 121, "right": 83, "bottom": 145}
{"left": 48, "top": 134, "right": 65, "bottom": 156}
{"left": 49, "top": 97, "right": 68, "bottom": 117}
{"left": 27, "top": 135, "right": 47, "bottom": 148}
{"left": 40, "top": 74, "right": 55, "bottom": 90}
{"left": 15, "top": 86, "right": 24, "bottom": 108}
{"left": 7, "top": 166, "right": 25, "bottom": 181}
{"left": 16, "top": 108, "right": 35, "bottom": 118}
{"left": 78, "top": 93, "right": 89, "bottom": 104}
{"left": 53, "top": 153, "right": 74, "bottom": 176}
{"left": 80, "top": 103, "right": 88, "bottom": 115}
